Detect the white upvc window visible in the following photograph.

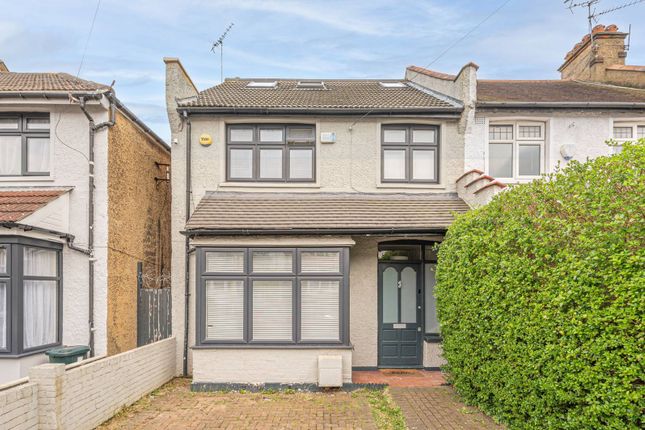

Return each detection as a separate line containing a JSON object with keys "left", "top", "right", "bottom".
{"left": 612, "top": 123, "right": 645, "bottom": 153}
{"left": 488, "top": 121, "right": 545, "bottom": 181}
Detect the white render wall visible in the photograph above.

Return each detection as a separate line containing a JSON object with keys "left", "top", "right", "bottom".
{"left": 468, "top": 111, "right": 643, "bottom": 180}
{"left": 193, "top": 348, "right": 352, "bottom": 384}
{"left": 0, "top": 100, "right": 110, "bottom": 382}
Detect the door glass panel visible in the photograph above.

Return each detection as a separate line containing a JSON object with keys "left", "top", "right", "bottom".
{"left": 382, "top": 267, "right": 398, "bottom": 323}
{"left": 424, "top": 264, "right": 440, "bottom": 334}
{"left": 400, "top": 267, "right": 417, "bottom": 323}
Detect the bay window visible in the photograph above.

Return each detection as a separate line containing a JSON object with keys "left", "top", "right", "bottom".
{"left": 0, "top": 113, "right": 50, "bottom": 177}
{"left": 381, "top": 125, "right": 439, "bottom": 183}
{"left": 227, "top": 124, "right": 316, "bottom": 182}
{"left": 0, "top": 238, "right": 62, "bottom": 356}
{"left": 488, "top": 122, "right": 545, "bottom": 180}
{"left": 198, "top": 247, "right": 348, "bottom": 346}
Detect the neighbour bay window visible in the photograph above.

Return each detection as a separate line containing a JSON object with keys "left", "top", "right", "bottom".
{"left": 198, "top": 247, "right": 348, "bottom": 345}
{"left": 0, "top": 238, "right": 62, "bottom": 355}
{"left": 488, "top": 121, "right": 545, "bottom": 180}
{"left": 381, "top": 125, "right": 439, "bottom": 183}
{"left": 0, "top": 113, "right": 50, "bottom": 176}
{"left": 227, "top": 124, "right": 316, "bottom": 182}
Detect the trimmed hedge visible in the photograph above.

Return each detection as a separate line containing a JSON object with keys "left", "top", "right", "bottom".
{"left": 436, "top": 140, "right": 644, "bottom": 429}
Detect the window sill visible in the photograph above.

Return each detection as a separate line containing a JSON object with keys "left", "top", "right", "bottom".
{"left": 0, "top": 346, "right": 59, "bottom": 359}
{"left": 192, "top": 343, "right": 353, "bottom": 350}
{"left": 377, "top": 183, "right": 445, "bottom": 190}
{"left": 0, "top": 176, "right": 54, "bottom": 182}
{"left": 220, "top": 182, "right": 321, "bottom": 189}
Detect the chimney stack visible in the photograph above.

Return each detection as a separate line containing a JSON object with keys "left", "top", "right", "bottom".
{"left": 557, "top": 24, "right": 644, "bottom": 88}
{"left": 0, "top": 60, "right": 9, "bottom": 72}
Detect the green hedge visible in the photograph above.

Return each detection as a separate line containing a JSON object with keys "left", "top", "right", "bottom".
{"left": 435, "top": 140, "right": 644, "bottom": 429}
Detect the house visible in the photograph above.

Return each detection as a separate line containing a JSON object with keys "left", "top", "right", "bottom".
{"left": 165, "top": 25, "right": 644, "bottom": 387}
{"left": 0, "top": 62, "right": 171, "bottom": 383}
{"left": 407, "top": 24, "right": 644, "bottom": 203}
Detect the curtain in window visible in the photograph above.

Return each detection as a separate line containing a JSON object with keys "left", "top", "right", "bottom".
{"left": 24, "top": 247, "right": 57, "bottom": 276}
{"left": 27, "top": 137, "right": 50, "bottom": 172}
{"left": 0, "top": 247, "right": 6, "bottom": 273}
{"left": 0, "top": 282, "right": 6, "bottom": 349}
{"left": 301, "top": 280, "right": 339, "bottom": 341}
{"left": 23, "top": 280, "right": 57, "bottom": 349}
{"left": 0, "top": 136, "right": 21, "bottom": 175}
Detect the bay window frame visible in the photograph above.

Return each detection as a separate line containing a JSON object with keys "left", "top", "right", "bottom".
{"left": 0, "top": 113, "right": 51, "bottom": 177}
{"left": 381, "top": 124, "right": 440, "bottom": 184}
{"left": 196, "top": 247, "right": 349, "bottom": 347}
{"left": 0, "top": 237, "right": 62, "bottom": 357}
{"left": 226, "top": 124, "right": 316, "bottom": 183}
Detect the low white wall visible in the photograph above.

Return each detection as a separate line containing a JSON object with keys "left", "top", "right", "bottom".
{"left": 192, "top": 348, "right": 352, "bottom": 384}
{"left": 0, "top": 337, "right": 176, "bottom": 430}
{"left": 0, "top": 379, "right": 39, "bottom": 429}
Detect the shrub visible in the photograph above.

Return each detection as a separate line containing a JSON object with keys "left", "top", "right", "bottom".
{"left": 436, "top": 140, "right": 644, "bottom": 429}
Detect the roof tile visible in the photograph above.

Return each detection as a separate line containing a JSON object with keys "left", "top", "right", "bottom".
{"left": 0, "top": 72, "right": 108, "bottom": 92}
{"left": 0, "top": 189, "right": 69, "bottom": 222}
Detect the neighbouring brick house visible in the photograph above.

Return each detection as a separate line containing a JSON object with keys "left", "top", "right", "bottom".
{"left": 0, "top": 62, "right": 171, "bottom": 383}
{"left": 164, "top": 25, "right": 643, "bottom": 388}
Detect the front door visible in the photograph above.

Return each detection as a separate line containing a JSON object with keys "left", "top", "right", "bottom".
{"left": 378, "top": 263, "right": 422, "bottom": 367}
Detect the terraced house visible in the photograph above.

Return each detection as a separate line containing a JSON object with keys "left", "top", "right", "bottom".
{"left": 166, "top": 24, "right": 644, "bottom": 388}
{"left": 0, "top": 62, "right": 171, "bottom": 383}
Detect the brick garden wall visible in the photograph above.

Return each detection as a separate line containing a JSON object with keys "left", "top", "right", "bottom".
{"left": 0, "top": 337, "right": 175, "bottom": 430}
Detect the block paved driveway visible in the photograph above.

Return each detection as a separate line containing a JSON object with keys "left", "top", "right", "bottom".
{"left": 391, "top": 387, "right": 505, "bottom": 430}
{"left": 97, "top": 378, "right": 376, "bottom": 429}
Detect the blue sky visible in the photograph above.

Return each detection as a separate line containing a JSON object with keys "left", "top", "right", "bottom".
{"left": 2, "top": 0, "right": 644, "bottom": 140}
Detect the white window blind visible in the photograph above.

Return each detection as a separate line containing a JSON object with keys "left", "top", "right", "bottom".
{"left": 383, "top": 149, "right": 406, "bottom": 179}
{"left": 301, "top": 280, "right": 340, "bottom": 341}
{"left": 23, "top": 280, "right": 57, "bottom": 349}
{"left": 0, "top": 118, "right": 18, "bottom": 130}
{"left": 205, "top": 280, "right": 244, "bottom": 341}
{"left": 0, "top": 282, "right": 6, "bottom": 349}
{"left": 229, "top": 149, "right": 253, "bottom": 178}
{"left": 26, "top": 117, "right": 50, "bottom": 130}
{"left": 259, "top": 149, "right": 283, "bottom": 179}
{"left": 259, "top": 128, "right": 283, "bottom": 143}
{"left": 383, "top": 129, "right": 406, "bottom": 143}
{"left": 300, "top": 251, "right": 340, "bottom": 273}
{"left": 252, "top": 251, "right": 292, "bottom": 273}
{"left": 252, "top": 280, "right": 292, "bottom": 341}
{"left": 287, "top": 127, "right": 315, "bottom": 143}
{"left": 230, "top": 128, "right": 253, "bottom": 142}
{"left": 289, "top": 149, "right": 313, "bottom": 179}
{"left": 412, "top": 149, "right": 435, "bottom": 180}
{"left": 205, "top": 251, "right": 244, "bottom": 273}
{"left": 412, "top": 129, "right": 435, "bottom": 143}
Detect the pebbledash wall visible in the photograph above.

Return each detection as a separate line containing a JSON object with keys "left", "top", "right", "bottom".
{"left": 0, "top": 101, "right": 109, "bottom": 384}
{"left": 0, "top": 337, "right": 175, "bottom": 430}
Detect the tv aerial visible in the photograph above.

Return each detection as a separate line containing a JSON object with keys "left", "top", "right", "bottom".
{"left": 211, "top": 23, "right": 235, "bottom": 83}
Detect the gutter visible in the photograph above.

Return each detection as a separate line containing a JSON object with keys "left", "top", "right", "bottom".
{"left": 181, "top": 227, "right": 450, "bottom": 236}
{"left": 176, "top": 107, "right": 463, "bottom": 116}
{"left": 1, "top": 222, "right": 91, "bottom": 255}
{"left": 78, "top": 91, "right": 116, "bottom": 357}
{"left": 476, "top": 101, "right": 645, "bottom": 109}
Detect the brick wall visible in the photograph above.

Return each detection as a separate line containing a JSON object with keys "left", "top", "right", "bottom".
{"left": 0, "top": 380, "right": 39, "bottom": 429}
{"left": 0, "top": 337, "right": 175, "bottom": 430}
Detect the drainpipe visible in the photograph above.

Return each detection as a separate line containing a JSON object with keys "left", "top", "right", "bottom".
{"left": 183, "top": 111, "right": 192, "bottom": 376}
{"left": 78, "top": 92, "right": 116, "bottom": 357}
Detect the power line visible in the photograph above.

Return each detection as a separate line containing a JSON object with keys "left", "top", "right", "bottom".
{"left": 349, "top": 0, "right": 513, "bottom": 129}
{"left": 77, "top": 0, "right": 102, "bottom": 78}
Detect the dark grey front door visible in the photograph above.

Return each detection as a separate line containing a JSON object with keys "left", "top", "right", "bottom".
{"left": 378, "top": 263, "right": 422, "bottom": 367}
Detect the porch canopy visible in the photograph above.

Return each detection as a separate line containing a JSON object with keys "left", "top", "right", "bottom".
{"left": 184, "top": 192, "right": 469, "bottom": 236}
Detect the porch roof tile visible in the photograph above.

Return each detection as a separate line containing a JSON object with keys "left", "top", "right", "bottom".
{"left": 185, "top": 192, "right": 469, "bottom": 234}
{"left": 0, "top": 188, "right": 70, "bottom": 222}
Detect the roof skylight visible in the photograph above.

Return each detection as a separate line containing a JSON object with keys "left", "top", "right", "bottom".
{"left": 247, "top": 81, "right": 278, "bottom": 88}
{"left": 297, "top": 80, "right": 326, "bottom": 89}
{"left": 379, "top": 81, "right": 407, "bottom": 88}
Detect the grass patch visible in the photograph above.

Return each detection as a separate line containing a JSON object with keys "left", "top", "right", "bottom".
{"left": 363, "top": 389, "right": 407, "bottom": 430}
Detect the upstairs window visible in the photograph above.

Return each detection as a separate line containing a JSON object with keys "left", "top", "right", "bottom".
{"left": 227, "top": 124, "right": 315, "bottom": 182}
{"left": 488, "top": 121, "right": 544, "bottom": 180}
{"left": 381, "top": 125, "right": 439, "bottom": 184}
{"left": 0, "top": 114, "right": 50, "bottom": 177}
{"left": 613, "top": 123, "right": 644, "bottom": 153}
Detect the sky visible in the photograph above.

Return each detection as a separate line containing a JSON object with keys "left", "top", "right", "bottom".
{"left": 2, "top": 0, "right": 644, "bottom": 141}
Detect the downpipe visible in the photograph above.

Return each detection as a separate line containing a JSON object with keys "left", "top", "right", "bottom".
{"left": 78, "top": 92, "right": 115, "bottom": 357}
{"left": 183, "top": 112, "right": 192, "bottom": 376}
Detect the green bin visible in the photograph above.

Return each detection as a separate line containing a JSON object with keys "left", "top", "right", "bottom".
{"left": 45, "top": 345, "right": 90, "bottom": 365}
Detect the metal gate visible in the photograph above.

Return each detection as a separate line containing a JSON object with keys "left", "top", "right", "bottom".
{"left": 137, "top": 262, "right": 172, "bottom": 346}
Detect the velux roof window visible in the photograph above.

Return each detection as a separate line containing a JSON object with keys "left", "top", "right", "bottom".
{"left": 246, "top": 81, "right": 277, "bottom": 88}
{"left": 297, "top": 80, "right": 326, "bottom": 89}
